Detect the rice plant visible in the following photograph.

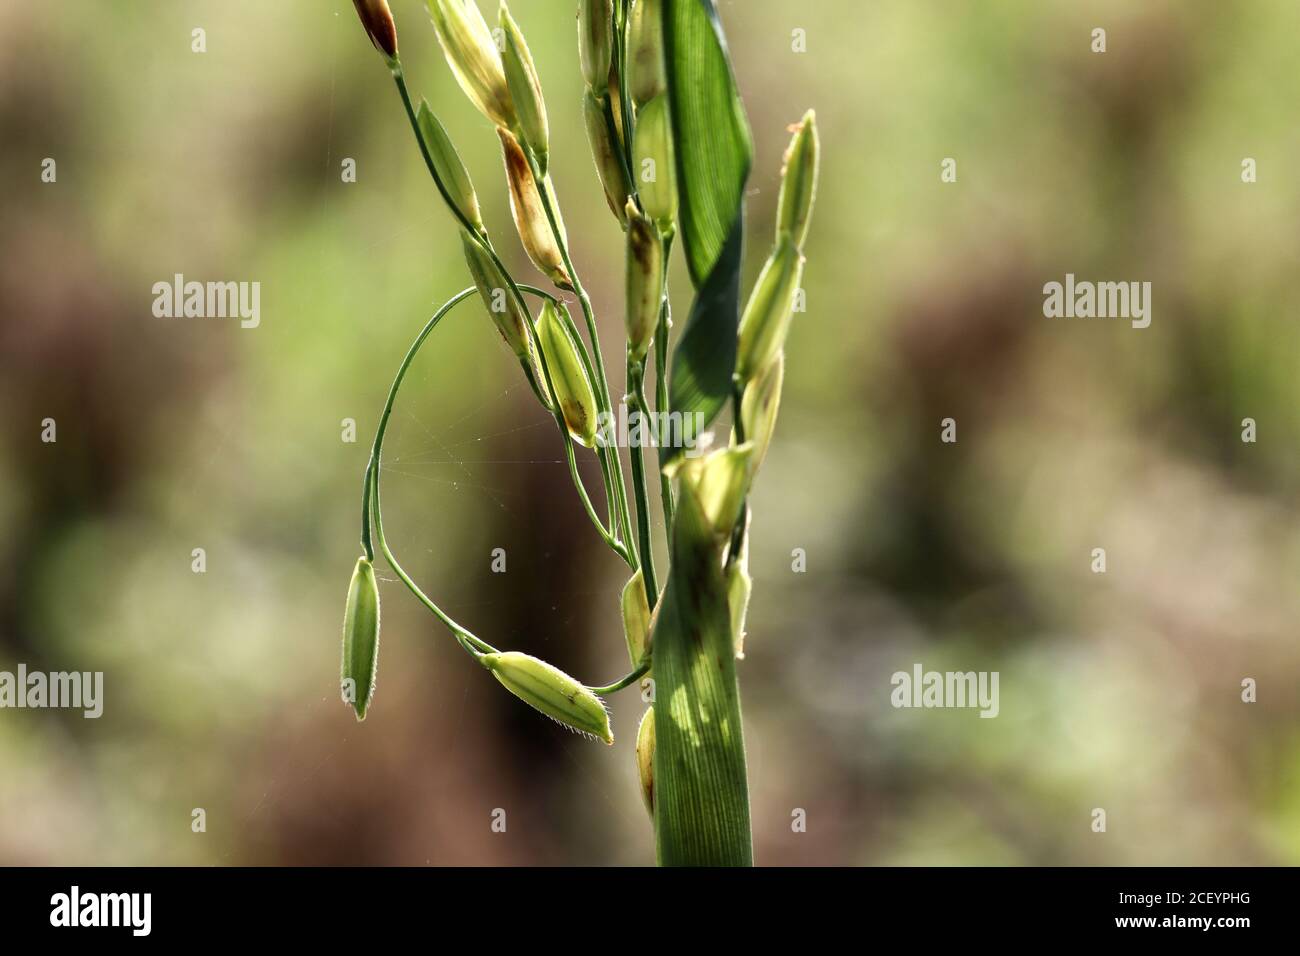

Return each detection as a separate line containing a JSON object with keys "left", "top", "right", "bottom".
{"left": 342, "top": 0, "right": 818, "bottom": 866}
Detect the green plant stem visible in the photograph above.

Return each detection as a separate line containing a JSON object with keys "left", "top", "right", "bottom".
{"left": 612, "top": 2, "right": 637, "bottom": 184}
{"left": 361, "top": 457, "right": 376, "bottom": 562}
{"left": 728, "top": 377, "right": 747, "bottom": 564}
{"left": 653, "top": 232, "right": 676, "bottom": 533}
{"left": 586, "top": 658, "right": 650, "bottom": 695}
{"left": 575, "top": 288, "right": 636, "bottom": 561}
{"left": 594, "top": 433, "right": 618, "bottom": 535}
{"left": 626, "top": 357, "right": 659, "bottom": 604}
{"left": 372, "top": 471, "right": 495, "bottom": 658}
{"left": 731, "top": 377, "right": 746, "bottom": 444}
{"left": 566, "top": 424, "right": 631, "bottom": 564}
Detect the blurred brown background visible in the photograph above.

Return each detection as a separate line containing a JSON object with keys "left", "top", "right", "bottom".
{"left": 1, "top": 0, "right": 1298, "bottom": 865}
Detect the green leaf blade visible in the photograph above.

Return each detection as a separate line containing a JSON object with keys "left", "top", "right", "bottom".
{"left": 663, "top": 0, "right": 753, "bottom": 284}
{"left": 667, "top": 213, "right": 744, "bottom": 436}
{"left": 663, "top": 0, "right": 752, "bottom": 436}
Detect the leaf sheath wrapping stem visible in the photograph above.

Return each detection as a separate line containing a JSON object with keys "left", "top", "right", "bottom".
{"left": 651, "top": 479, "right": 753, "bottom": 865}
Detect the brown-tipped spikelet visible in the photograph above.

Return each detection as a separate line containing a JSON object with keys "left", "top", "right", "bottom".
{"left": 628, "top": 0, "right": 665, "bottom": 106}
{"left": 352, "top": 0, "right": 399, "bottom": 63}
{"left": 482, "top": 651, "right": 613, "bottom": 744}
{"left": 499, "top": 128, "right": 572, "bottom": 288}
{"left": 583, "top": 90, "right": 632, "bottom": 224}
{"left": 427, "top": 0, "right": 516, "bottom": 130}
{"left": 776, "top": 110, "right": 820, "bottom": 250}
{"left": 341, "top": 556, "right": 381, "bottom": 720}
{"left": 536, "top": 301, "right": 598, "bottom": 446}
{"left": 625, "top": 202, "right": 663, "bottom": 362}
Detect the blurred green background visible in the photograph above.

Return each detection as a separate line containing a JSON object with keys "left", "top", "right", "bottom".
{"left": 1, "top": 0, "right": 1298, "bottom": 865}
